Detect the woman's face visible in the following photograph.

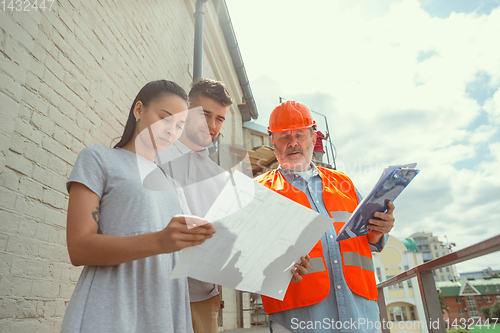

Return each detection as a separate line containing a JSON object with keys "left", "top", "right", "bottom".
{"left": 134, "top": 94, "right": 188, "bottom": 155}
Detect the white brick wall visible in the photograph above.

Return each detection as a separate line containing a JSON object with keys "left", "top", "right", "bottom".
{"left": 1, "top": 0, "right": 249, "bottom": 331}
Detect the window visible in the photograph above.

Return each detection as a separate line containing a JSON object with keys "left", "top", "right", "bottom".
{"left": 466, "top": 296, "right": 479, "bottom": 316}
{"left": 387, "top": 276, "right": 403, "bottom": 289}
{"left": 487, "top": 296, "right": 492, "bottom": 302}
{"left": 497, "top": 296, "right": 500, "bottom": 302}
{"left": 462, "top": 284, "right": 477, "bottom": 295}
{"left": 477, "top": 296, "right": 482, "bottom": 303}
{"left": 456, "top": 297, "right": 462, "bottom": 304}
{"left": 439, "top": 268, "right": 443, "bottom": 272}
{"left": 434, "top": 245, "right": 437, "bottom": 250}
{"left": 448, "top": 275, "right": 452, "bottom": 280}
{"left": 459, "top": 308, "right": 465, "bottom": 315}
{"left": 389, "top": 306, "right": 408, "bottom": 322}
{"left": 409, "top": 306, "right": 416, "bottom": 320}
{"left": 407, "top": 279, "right": 413, "bottom": 289}
{"left": 442, "top": 252, "right": 446, "bottom": 256}
{"left": 446, "top": 267, "right": 450, "bottom": 272}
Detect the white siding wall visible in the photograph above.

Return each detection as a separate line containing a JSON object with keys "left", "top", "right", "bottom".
{"left": 0, "top": 0, "right": 248, "bottom": 331}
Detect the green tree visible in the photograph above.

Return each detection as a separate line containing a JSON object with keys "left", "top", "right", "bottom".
{"left": 438, "top": 291, "right": 449, "bottom": 312}
{"left": 481, "top": 301, "right": 500, "bottom": 320}
{"left": 481, "top": 304, "right": 492, "bottom": 319}
{"left": 447, "top": 328, "right": 469, "bottom": 333}
{"left": 490, "top": 301, "right": 500, "bottom": 318}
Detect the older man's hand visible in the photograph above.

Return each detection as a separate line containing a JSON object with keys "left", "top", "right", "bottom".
{"left": 367, "top": 201, "right": 395, "bottom": 245}
{"left": 291, "top": 255, "right": 310, "bottom": 283}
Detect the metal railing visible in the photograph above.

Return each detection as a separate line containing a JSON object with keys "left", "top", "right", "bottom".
{"left": 377, "top": 234, "right": 500, "bottom": 333}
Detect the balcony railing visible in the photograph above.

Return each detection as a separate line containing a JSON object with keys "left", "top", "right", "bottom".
{"left": 377, "top": 234, "right": 500, "bottom": 333}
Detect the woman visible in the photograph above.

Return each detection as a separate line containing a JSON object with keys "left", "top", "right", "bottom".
{"left": 61, "top": 80, "right": 214, "bottom": 332}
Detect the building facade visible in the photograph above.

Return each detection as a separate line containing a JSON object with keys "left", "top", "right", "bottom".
{"left": 409, "top": 232, "right": 459, "bottom": 282}
{"left": 437, "top": 278, "right": 500, "bottom": 322}
{"left": 0, "top": 0, "right": 257, "bottom": 331}
{"left": 458, "top": 268, "right": 500, "bottom": 280}
{"left": 373, "top": 236, "right": 428, "bottom": 333}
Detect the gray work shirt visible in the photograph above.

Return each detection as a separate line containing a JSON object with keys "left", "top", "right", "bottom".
{"left": 156, "top": 140, "right": 231, "bottom": 302}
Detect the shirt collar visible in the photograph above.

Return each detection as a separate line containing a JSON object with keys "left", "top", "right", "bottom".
{"left": 174, "top": 140, "right": 210, "bottom": 158}
{"left": 278, "top": 162, "right": 321, "bottom": 183}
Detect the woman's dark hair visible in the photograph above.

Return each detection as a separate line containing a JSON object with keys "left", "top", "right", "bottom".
{"left": 114, "top": 80, "right": 188, "bottom": 148}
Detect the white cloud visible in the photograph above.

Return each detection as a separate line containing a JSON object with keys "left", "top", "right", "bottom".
{"left": 227, "top": 0, "right": 500, "bottom": 273}
{"left": 484, "top": 87, "right": 500, "bottom": 124}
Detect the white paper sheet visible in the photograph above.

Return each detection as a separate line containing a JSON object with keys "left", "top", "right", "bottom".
{"left": 171, "top": 170, "right": 333, "bottom": 300}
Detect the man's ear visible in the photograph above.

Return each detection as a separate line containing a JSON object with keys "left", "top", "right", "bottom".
{"left": 312, "top": 132, "right": 317, "bottom": 145}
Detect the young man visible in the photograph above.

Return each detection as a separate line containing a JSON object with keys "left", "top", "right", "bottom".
{"left": 157, "top": 79, "right": 233, "bottom": 333}
{"left": 255, "top": 100, "right": 396, "bottom": 333}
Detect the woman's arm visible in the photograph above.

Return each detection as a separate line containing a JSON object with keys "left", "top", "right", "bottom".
{"left": 66, "top": 182, "right": 215, "bottom": 266}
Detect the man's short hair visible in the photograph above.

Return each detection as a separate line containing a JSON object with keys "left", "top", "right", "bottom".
{"left": 189, "top": 78, "right": 233, "bottom": 107}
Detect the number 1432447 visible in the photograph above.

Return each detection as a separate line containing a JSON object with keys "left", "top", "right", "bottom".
{"left": 1, "top": 0, "right": 54, "bottom": 11}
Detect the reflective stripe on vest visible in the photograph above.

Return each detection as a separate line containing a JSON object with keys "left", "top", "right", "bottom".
{"left": 307, "top": 257, "right": 326, "bottom": 274}
{"left": 330, "top": 211, "right": 351, "bottom": 223}
{"left": 343, "top": 251, "right": 375, "bottom": 272}
{"left": 254, "top": 167, "right": 378, "bottom": 315}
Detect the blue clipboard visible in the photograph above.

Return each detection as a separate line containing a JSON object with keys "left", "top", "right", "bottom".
{"left": 336, "top": 164, "right": 419, "bottom": 241}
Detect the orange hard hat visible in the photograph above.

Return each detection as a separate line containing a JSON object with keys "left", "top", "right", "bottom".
{"left": 268, "top": 100, "right": 316, "bottom": 135}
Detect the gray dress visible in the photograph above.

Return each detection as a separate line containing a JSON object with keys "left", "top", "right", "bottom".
{"left": 61, "top": 145, "right": 193, "bottom": 333}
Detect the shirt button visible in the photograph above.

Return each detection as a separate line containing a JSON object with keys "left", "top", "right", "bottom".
{"left": 329, "top": 235, "right": 333, "bottom": 239}
{"left": 316, "top": 200, "right": 319, "bottom": 203}
{"left": 337, "top": 285, "right": 341, "bottom": 290}
{"left": 334, "top": 260, "right": 338, "bottom": 264}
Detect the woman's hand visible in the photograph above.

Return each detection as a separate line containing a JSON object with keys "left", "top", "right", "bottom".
{"left": 67, "top": 183, "right": 215, "bottom": 266}
{"left": 158, "top": 215, "right": 216, "bottom": 253}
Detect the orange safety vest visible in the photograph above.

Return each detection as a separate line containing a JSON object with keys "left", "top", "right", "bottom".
{"left": 254, "top": 167, "right": 377, "bottom": 314}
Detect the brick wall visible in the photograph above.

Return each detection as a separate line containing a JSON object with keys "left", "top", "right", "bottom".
{"left": 0, "top": 0, "right": 247, "bottom": 331}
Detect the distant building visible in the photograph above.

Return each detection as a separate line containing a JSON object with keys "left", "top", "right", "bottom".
{"left": 373, "top": 236, "right": 427, "bottom": 333}
{"left": 436, "top": 278, "right": 500, "bottom": 322}
{"left": 458, "top": 267, "right": 500, "bottom": 280}
{"left": 409, "top": 232, "right": 459, "bottom": 282}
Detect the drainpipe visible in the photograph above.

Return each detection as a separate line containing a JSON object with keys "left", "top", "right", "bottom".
{"left": 193, "top": 0, "right": 209, "bottom": 83}
{"left": 215, "top": 0, "right": 258, "bottom": 120}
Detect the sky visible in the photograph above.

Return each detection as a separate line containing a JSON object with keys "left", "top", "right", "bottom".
{"left": 225, "top": 0, "right": 500, "bottom": 274}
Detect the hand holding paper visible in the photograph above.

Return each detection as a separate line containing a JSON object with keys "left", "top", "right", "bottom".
{"left": 171, "top": 171, "right": 333, "bottom": 300}
{"left": 336, "top": 163, "right": 419, "bottom": 241}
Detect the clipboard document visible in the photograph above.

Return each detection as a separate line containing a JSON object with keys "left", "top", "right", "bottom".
{"left": 336, "top": 163, "right": 419, "bottom": 241}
